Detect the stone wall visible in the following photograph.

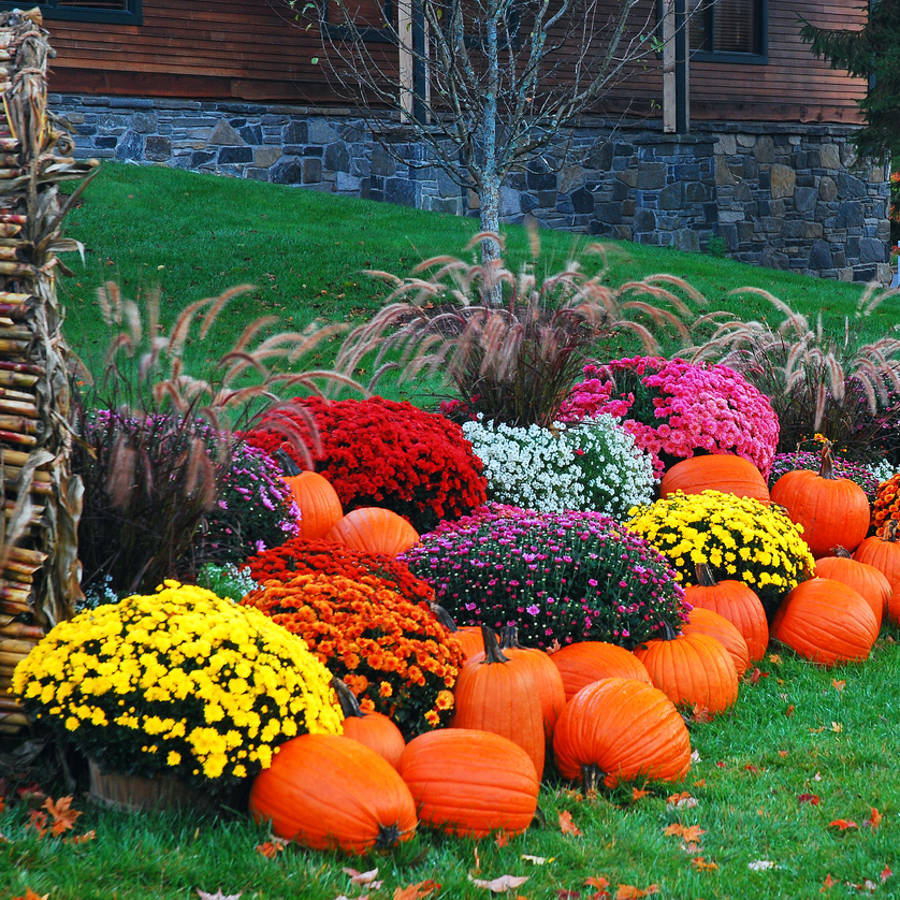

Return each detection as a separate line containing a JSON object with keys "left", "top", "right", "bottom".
{"left": 52, "top": 93, "right": 892, "bottom": 284}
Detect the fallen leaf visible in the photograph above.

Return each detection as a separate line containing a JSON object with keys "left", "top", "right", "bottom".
{"left": 828, "top": 819, "right": 858, "bottom": 831}
{"left": 197, "top": 891, "right": 242, "bottom": 900}
{"left": 691, "top": 857, "right": 718, "bottom": 871}
{"left": 255, "top": 839, "right": 287, "bottom": 858}
{"left": 343, "top": 868, "right": 381, "bottom": 887}
{"left": 748, "top": 860, "right": 777, "bottom": 871}
{"left": 555, "top": 891, "right": 580, "bottom": 899}
{"left": 558, "top": 809, "right": 583, "bottom": 837}
{"left": 864, "top": 808, "right": 882, "bottom": 830}
{"left": 495, "top": 830, "right": 511, "bottom": 848}
{"left": 664, "top": 823, "right": 685, "bottom": 837}
{"left": 715, "top": 761, "right": 726, "bottom": 768}
{"left": 784, "top": 704, "right": 795, "bottom": 717}
{"left": 744, "top": 667, "right": 769, "bottom": 684}
{"left": 767, "top": 653, "right": 782, "bottom": 665}
{"left": 27, "top": 809, "right": 48, "bottom": 838}
{"left": 522, "top": 854, "right": 553, "bottom": 865}
{"left": 468, "top": 874, "right": 529, "bottom": 893}
{"left": 798, "top": 793, "right": 821, "bottom": 806}
{"left": 585, "top": 877, "right": 610, "bottom": 890}
{"left": 12, "top": 891, "right": 49, "bottom": 900}
{"left": 692, "top": 779, "right": 706, "bottom": 788}
{"left": 667, "top": 791, "right": 691, "bottom": 805}
{"left": 831, "top": 679, "right": 845, "bottom": 692}
{"left": 777, "top": 750, "right": 789, "bottom": 758}
{"left": 690, "top": 750, "right": 702, "bottom": 764}
{"left": 821, "top": 873, "right": 836, "bottom": 892}
{"left": 65, "top": 830, "right": 96, "bottom": 844}
{"left": 615, "top": 885, "right": 658, "bottom": 899}
{"left": 830, "top": 722, "right": 843, "bottom": 733}
{"left": 681, "top": 825, "right": 705, "bottom": 843}
{"left": 393, "top": 880, "right": 440, "bottom": 900}
{"left": 881, "top": 866, "right": 892, "bottom": 882}
{"left": 631, "top": 787, "right": 651, "bottom": 802}
{"left": 690, "top": 704, "right": 713, "bottom": 723}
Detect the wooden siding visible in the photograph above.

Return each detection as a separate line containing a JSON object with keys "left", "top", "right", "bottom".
{"left": 43, "top": 0, "right": 866, "bottom": 124}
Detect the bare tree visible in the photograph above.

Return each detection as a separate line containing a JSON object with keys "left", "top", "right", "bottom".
{"left": 292, "top": 0, "right": 663, "bottom": 266}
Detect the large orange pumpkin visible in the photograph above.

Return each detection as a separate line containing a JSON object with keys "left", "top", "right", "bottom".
{"left": 683, "top": 564, "right": 769, "bottom": 661}
{"left": 769, "top": 441, "right": 870, "bottom": 557}
{"left": 771, "top": 577, "right": 879, "bottom": 665}
{"left": 397, "top": 728, "right": 539, "bottom": 838}
{"left": 248, "top": 733, "right": 417, "bottom": 853}
{"left": 853, "top": 520, "right": 900, "bottom": 627}
{"left": 552, "top": 677, "right": 691, "bottom": 790}
{"left": 814, "top": 549, "right": 889, "bottom": 630}
{"left": 660, "top": 454, "right": 770, "bottom": 503}
{"left": 334, "top": 678, "right": 406, "bottom": 769}
{"left": 283, "top": 470, "right": 343, "bottom": 540}
{"left": 681, "top": 606, "right": 750, "bottom": 677}
{"left": 451, "top": 626, "right": 547, "bottom": 776}
{"left": 550, "top": 640, "right": 652, "bottom": 702}
{"left": 633, "top": 629, "right": 739, "bottom": 716}
{"left": 323, "top": 507, "right": 420, "bottom": 557}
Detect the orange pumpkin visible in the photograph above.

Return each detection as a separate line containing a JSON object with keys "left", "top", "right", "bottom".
{"left": 552, "top": 677, "right": 692, "bottom": 790}
{"left": 323, "top": 507, "right": 420, "bottom": 557}
{"left": 398, "top": 728, "right": 539, "bottom": 838}
{"left": 853, "top": 520, "right": 900, "bottom": 627}
{"left": 633, "top": 629, "right": 739, "bottom": 716}
{"left": 550, "top": 640, "right": 652, "bottom": 702}
{"left": 769, "top": 441, "right": 870, "bottom": 557}
{"left": 451, "top": 626, "right": 547, "bottom": 777}
{"left": 660, "top": 454, "right": 770, "bottom": 503}
{"left": 683, "top": 564, "right": 769, "bottom": 661}
{"left": 283, "top": 470, "right": 343, "bottom": 540}
{"left": 814, "top": 549, "right": 889, "bottom": 630}
{"left": 334, "top": 678, "right": 406, "bottom": 769}
{"left": 681, "top": 606, "right": 750, "bottom": 677}
{"left": 771, "top": 577, "right": 879, "bottom": 665}
{"left": 248, "top": 733, "right": 417, "bottom": 853}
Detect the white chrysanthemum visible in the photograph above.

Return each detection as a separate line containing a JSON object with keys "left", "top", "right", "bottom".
{"left": 462, "top": 413, "right": 656, "bottom": 518}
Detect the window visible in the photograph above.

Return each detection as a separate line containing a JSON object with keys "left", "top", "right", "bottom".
{"left": 689, "top": 0, "right": 767, "bottom": 62}
{"left": 0, "top": 0, "right": 141, "bottom": 24}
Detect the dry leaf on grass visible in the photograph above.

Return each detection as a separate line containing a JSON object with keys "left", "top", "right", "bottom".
{"left": 747, "top": 860, "right": 778, "bottom": 871}
{"left": 393, "top": 879, "right": 441, "bottom": 900}
{"left": 468, "top": 873, "right": 530, "bottom": 893}
{"left": 864, "top": 808, "right": 882, "bottom": 829}
{"left": 343, "top": 868, "right": 381, "bottom": 888}
{"left": 558, "top": 809, "right": 583, "bottom": 836}
{"left": 197, "top": 891, "right": 242, "bottom": 900}
{"left": 828, "top": 819, "right": 858, "bottom": 831}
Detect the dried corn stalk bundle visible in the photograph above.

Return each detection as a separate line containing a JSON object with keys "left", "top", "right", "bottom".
{"left": 0, "top": 8, "right": 97, "bottom": 732}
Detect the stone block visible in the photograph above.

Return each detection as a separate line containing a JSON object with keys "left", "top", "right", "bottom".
{"left": 385, "top": 178, "right": 418, "bottom": 206}
{"left": 144, "top": 136, "right": 171, "bottom": 162}
{"left": 753, "top": 135, "right": 775, "bottom": 163}
{"left": 132, "top": 112, "right": 158, "bottom": 134}
{"left": 715, "top": 157, "right": 738, "bottom": 186}
{"left": 115, "top": 131, "right": 143, "bottom": 161}
{"left": 218, "top": 146, "right": 252, "bottom": 164}
{"left": 254, "top": 146, "right": 281, "bottom": 167}
{"left": 270, "top": 157, "right": 302, "bottom": 184}
{"left": 336, "top": 171, "right": 362, "bottom": 192}
{"left": 596, "top": 201, "right": 623, "bottom": 225}
{"left": 820, "top": 143, "right": 841, "bottom": 169}
{"left": 659, "top": 182, "right": 684, "bottom": 210}
{"left": 245, "top": 167, "right": 271, "bottom": 181}
{"left": 520, "top": 193, "right": 539, "bottom": 213}
{"left": 636, "top": 163, "right": 666, "bottom": 190}
{"left": 719, "top": 209, "right": 745, "bottom": 224}
{"left": 302, "top": 157, "right": 322, "bottom": 183}
{"left": 500, "top": 186, "right": 521, "bottom": 216}
{"left": 715, "top": 134, "right": 737, "bottom": 155}
{"left": 527, "top": 170, "right": 556, "bottom": 190}
{"left": 558, "top": 165, "right": 585, "bottom": 194}
{"left": 324, "top": 142, "right": 350, "bottom": 172}
{"left": 770, "top": 164, "right": 796, "bottom": 199}
{"left": 794, "top": 186, "right": 818, "bottom": 214}
{"left": 837, "top": 172, "right": 867, "bottom": 199}
{"left": 818, "top": 176, "right": 838, "bottom": 201}
{"left": 308, "top": 119, "right": 339, "bottom": 143}
{"left": 239, "top": 124, "right": 263, "bottom": 145}
{"left": 571, "top": 187, "right": 594, "bottom": 213}
{"left": 674, "top": 229, "right": 700, "bottom": 252}
{"left": 736, "top": 134, "right": 756, "bottom": 148}
{"left": 209, "top": 120, "right": 243, "bottom": 146}
{"left": 859, "top": 237, "right": 887, "bottom": 263}
{"left": 633, "top": 208, "right": 655, "bottom": 231}
{"left": 617, "top": 168, "right": 639, "bottom": 188}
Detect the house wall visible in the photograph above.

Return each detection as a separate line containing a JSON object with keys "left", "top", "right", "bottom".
{"left": 53, "top": 93, "right": 892, "bottom": 284}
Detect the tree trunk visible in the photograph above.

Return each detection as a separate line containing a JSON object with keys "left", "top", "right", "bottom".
{"left": 0, "top": 9, "right": 97, "bottom": 734}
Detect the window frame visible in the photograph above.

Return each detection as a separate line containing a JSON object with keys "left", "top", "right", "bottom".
{"left": 320, "top": 0, "right": 395, "bottom": 43}
{"left": 689, "top": 0, "right": 768, "bottom": 65}
{"left": 0, "top": 0, "right": 142, "bottom": 25}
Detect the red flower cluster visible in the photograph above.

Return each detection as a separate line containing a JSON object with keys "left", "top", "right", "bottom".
{"left": 244, "top": 536, "right": 435, "bottom": 607}
{"left": 243, "top": 395, "right": 487, "bottom": 533}
{"left": 242, "top": 572, "right": 465, "bottom": 737}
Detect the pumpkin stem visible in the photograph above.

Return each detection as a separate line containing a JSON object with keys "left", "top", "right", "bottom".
{"left": 883, "top": 519, "right": 900, "bottom": 542}
{"left": 331, "top": 677, "right": 365, "bottom": 719}
{"left": 694, "top": 562, "right": 718, "bottom": 587}
{"left": 429, "top": 602, "right": 458, "bottom": 632}
{"left": 274, "top": 448, "right": 302, "bottom": 477}
{"left": 817, "top": 440, "right": 836, "bottom": 480}
{"left": 374, "top": 822, "right": 403, "bottom": 850}
{"left": 499, "top": 624, "right": 522, "bottom": 649}
{"left": 479, "top": 623, "right": 509, "bottom": 664}
{"left": 829, "top": 545, "right": 852, "bottom": 558}
{"left": 661, "top": 619, "right": 679, "bottom": 641}
{"left": 581, "top": 763, "right": 604, "bottom": 794}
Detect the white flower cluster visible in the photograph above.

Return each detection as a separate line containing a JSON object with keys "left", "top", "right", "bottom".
{"left": 867, "top": 457, "right": 900, "bottom": 485}
{"left": 462, "top": 413, "right": 657, "bottom": 518}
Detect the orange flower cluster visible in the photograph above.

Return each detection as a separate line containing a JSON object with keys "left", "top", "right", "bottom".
{"left": 242, "top": 572, "right": 464, "bottom": 737}
{"left": 872, "top": 473, "right": 900, "bottom": 535}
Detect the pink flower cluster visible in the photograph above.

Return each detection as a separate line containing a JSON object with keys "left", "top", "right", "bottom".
{"left": 559, "top": 356, "right": 780, "bottom": 477}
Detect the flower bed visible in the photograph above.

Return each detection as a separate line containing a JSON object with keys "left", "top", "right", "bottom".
{"left": 402, "top": 505, "right": 687, "bottom": 650}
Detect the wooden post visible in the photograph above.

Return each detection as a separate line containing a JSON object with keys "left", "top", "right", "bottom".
{"left": 398, "top": 0, "right": 413, "bottom": 121}
{"left": 662, "top": 0, "right": 675, "bottom": 133}
{"left": 675, "top": 0, "right": 690, "bottom": 134}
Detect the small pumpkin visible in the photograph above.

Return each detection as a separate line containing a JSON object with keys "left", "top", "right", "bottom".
{"left": 771, "top": 577, "right": 879, "bottom": 665}
{"left": 324, "top": 507, "right": 420, "bottom": 558}
{"left": 248, "top": 733, "right": 417, "bottom": 853}
{"left": 660, "top": 454, "right": 770, "bottom": 503}
{"left": 814, "top": 547, "right": 889, "bottom": 629}
{"left": 451, "top": 626, "right": 547, "bottom": 777}
{"left": 633, "top": 627, "right": 739, "bottom": 716}
{"left": 681, "top": 606, "right": 750, "bottom": 677}
{"left": 769, "top": 440, "right": 870, "bottom": 557}
{"left": 334, "top": 678, "right": 406, "bottom": 769}
{"left": 853, "top": 520, "right": 900, "bottom": 627}
{"left": 552, "top": 677, "right": 692, "bottom": 790}
{"left": 683, "top": 564, "right": 769, "bottom": 661}
{"left": 282, "top": 469, "right": 344, "bottom": 541}
{"left": 398, "top": 728, "right": 539, "bottom": 838}
{"left": 550, "top": 640, "right": 652, "bottom": 702}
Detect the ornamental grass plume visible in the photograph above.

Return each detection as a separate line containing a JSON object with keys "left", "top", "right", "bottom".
{"left": 626, "top": 490, "right": 815, "bottom": 617}
{"left": 686, "top": 284, "right": 900, "bottom": 461}
{"left": 12, "top": 581, "right": 342, "bottom": 787}
{"left": 334, "top": 230, "right": 707, "bottom": 428}
{"left": 559, "top": 356, "right": 779, "bottom": 477}
{"left": 401, "top": 505, "right": 688, "bottom": 651}
{"left": 242, "top": 571, "right": 464, "bottom": 738}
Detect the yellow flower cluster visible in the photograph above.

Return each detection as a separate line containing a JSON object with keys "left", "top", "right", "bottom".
{"left": 12, "top": 581, "right": 342, "bottom": 784}
{"left": 626, "top": 490, "right": 814, "bottom": 611}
